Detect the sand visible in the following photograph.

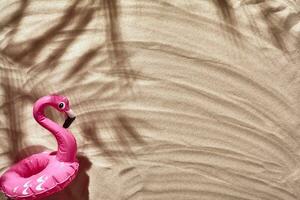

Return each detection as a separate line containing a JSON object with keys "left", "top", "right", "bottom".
{"left": 0, "top": 0, "right": 300, "bottom": 199}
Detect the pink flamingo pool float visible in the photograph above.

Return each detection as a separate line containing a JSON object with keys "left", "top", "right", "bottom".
{"left": 0, "top": 95, "right": 79, "bottom": 199}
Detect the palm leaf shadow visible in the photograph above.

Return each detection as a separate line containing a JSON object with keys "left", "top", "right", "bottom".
{"left": 1, "top": 0, "right": 29, "bottom": 40}
{"left": 212, "top": 0, "right": 243, "bottom": 45}
{"left": 79, "top": 113, "right": 147, "bottom": 162}
{"left": 101, "top": 0, "right": 136, "bottom": 90}
{"left": 3, "top": 0, "right": 81, "bottom": 66}
{"left": 260, "top": 5, "right": 287, "bottom": 51}
{"left": 2, "top": 78, "right": 25, "bottom": 162}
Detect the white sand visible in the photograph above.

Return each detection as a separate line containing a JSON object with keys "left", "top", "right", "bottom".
{"left": 0, "top": 0, "right": 300, "bottom": 199}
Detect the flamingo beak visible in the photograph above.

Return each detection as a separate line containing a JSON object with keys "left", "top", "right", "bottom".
{"left": 63, "top": 109, "right": 76, "bottom": 128}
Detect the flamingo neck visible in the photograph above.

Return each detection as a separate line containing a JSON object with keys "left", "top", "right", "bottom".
{"left": 33, "top": 96, "right": 77, "bottom": 162}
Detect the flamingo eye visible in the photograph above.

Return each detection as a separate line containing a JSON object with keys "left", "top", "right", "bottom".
{"left": 58, "top": 102, "right": 65, "bottom": 109}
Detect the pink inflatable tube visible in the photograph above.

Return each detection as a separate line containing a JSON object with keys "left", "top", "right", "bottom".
{"left": 0, "top": 95, "right": 79, "bottom": 199}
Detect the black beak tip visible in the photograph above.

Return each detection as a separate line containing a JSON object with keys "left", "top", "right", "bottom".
{"left": 63, "top": 117, "right": 76, "bottom": 128}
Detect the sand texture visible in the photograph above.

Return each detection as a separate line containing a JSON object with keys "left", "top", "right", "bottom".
{"left": 1, "top": 0, "right": 300, "bottom": 199}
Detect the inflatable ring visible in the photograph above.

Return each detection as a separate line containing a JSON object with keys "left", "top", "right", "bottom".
{"left": 0, "top": 95, "right": 79, "bottom": 199}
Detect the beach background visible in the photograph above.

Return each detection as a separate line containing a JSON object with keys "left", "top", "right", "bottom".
{"left": 0, "top": 0, "right": 300, "bottom": 199}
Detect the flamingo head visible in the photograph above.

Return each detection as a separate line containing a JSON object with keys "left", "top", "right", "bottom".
{"left": 51, "top": 94, "right": 76, "bottom": 128}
